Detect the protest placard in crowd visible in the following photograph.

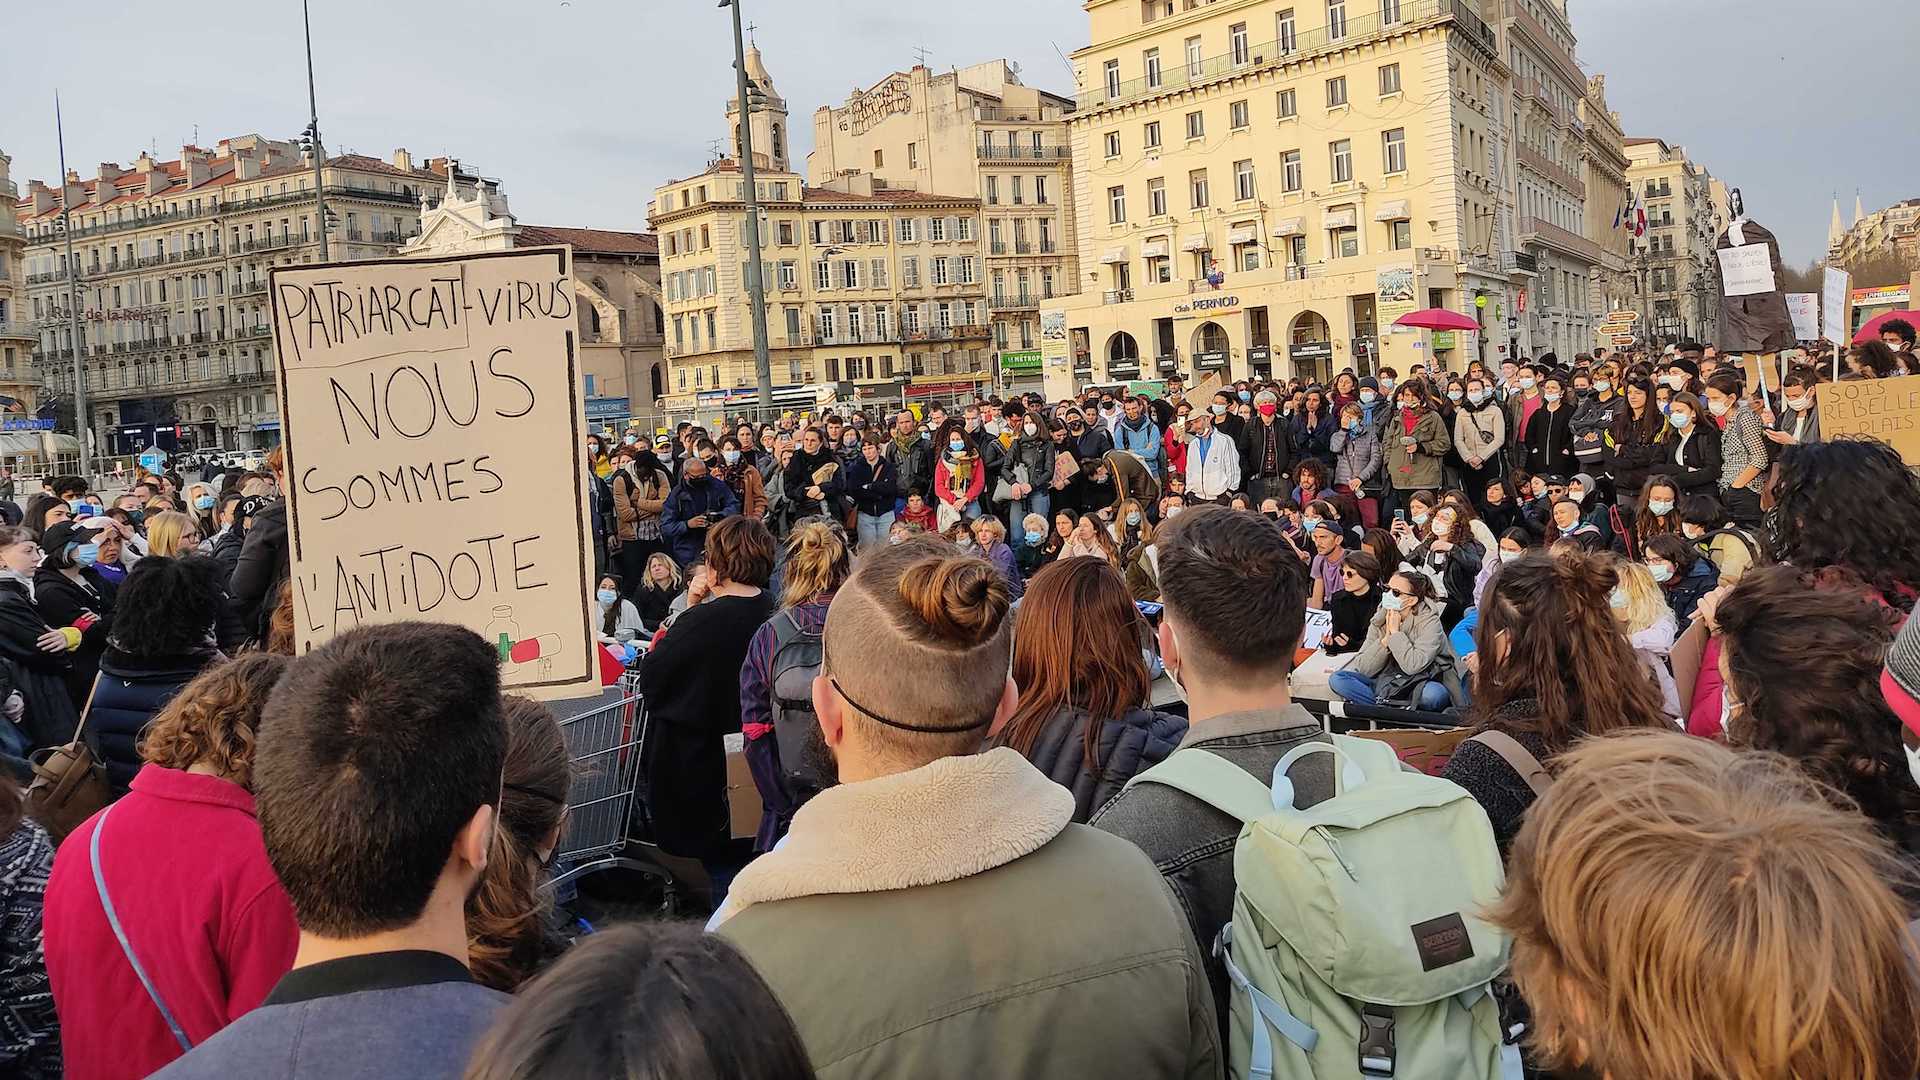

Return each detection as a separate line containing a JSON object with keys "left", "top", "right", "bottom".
{"left": 269, "top": 247, "right": 598, "bottom": 697}
{"left": 1817, "top": 373, "right": 1920, "bottom": 465}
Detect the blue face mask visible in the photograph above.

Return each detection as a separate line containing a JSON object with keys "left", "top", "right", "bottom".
{"left": 1126, "top": 511, "right": 1141, "bottom": 526}
{"left": 69, "top": 542, "right": 100, "bottom": 569}
{"left": 194, "top": 495, "right": 216, "bottom": 511}
{"left": 1301, "top": 515, "right": 1323, "bottom": 534}
{"left": 1024, "top": 531, "right": 1044, "bottom": 545}
{"left": 126, "top": 509, "right": 145, "bottom": 526}
{"left": 949, "top": 440, "right": 966, "bottom": 452}
{"left": 596, "top": 588, "right": 618, "bottom": 606}
{"left": 1238, "top": 390, "right": 1251, "bottom": 402}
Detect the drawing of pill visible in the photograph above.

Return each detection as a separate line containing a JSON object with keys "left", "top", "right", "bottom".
{"left": 508, "top": 634, "right": 563, "bottom": 664}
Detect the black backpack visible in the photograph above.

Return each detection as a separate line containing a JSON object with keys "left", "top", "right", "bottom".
{"left": 769, "top": 611, "right": 832, "bottom": 792}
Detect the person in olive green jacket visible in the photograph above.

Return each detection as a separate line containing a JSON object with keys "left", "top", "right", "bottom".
{"left": 1383, "top": 377, "right": 1453, "bottom": 501}
{"left": 715, "top": 539, "right": 1221, "bottom": 1080}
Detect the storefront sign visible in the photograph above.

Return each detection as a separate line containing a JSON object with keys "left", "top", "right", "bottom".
{"left": 998, "top": 349, "right": 1042, "bottom": 373}
{"left": 586, "top": 396, "right": 631, "bottom": 420}
{"left": 1290, "top": 341, "right": 1333, "bottom": 362}
{"left": 1431, "top": 332, "right": 1455, "bottom": 350}
{"left": 1174, "top": 294, "right": 1242, "bottom": 316}
{"left": 270, "top": 247, "right": 596, "bottom": 699}
{"left": 1194, "top": 351, "right": 1228, "bottom": 370}
{"left": 1248, "top": 345, "right": 1272, "bottom": 364}
{"left": 1, "top": 419, "right": 55, "bottom": 431}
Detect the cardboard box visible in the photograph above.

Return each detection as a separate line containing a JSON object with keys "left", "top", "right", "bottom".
{"left": 1348, "top": 727, "right": 1472, "bottom": 776}
{"left": 723, "top": 732, "right": 763, "bottom": 840}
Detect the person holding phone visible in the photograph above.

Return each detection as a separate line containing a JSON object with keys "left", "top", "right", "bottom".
{"left": 1384, "top": 378, "right": 1451, "bottom": 522}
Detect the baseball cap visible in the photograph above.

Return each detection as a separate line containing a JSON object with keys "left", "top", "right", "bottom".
{"left": 40, "top": 520, "right": 102, "bottom": 555}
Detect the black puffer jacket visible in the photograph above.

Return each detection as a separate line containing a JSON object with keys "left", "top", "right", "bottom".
{"left": 90, "top": 645, "right": 221, "bottom": 794}
{"left": 1009, "top": 705, "right": 1188, "bottom": 822}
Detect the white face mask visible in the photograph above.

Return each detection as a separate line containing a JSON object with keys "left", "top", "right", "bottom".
{"left": 1665, "top": 373, "right": 1690, "bottom": 390}
{"left": 1517, "top": 376, "right": 1537, "bottom": 390}
{"left": 1498, "top": 549, "right": 1521, "bottom": 563}
{"left": 1707, "top": 399, "right": 1731, "bottom": 417}
{"left": 1785, "top": 395, "right": 1813, "bottom": 412}
{"left": 1594, "top": 380, "right": 1612, "bottom": 394}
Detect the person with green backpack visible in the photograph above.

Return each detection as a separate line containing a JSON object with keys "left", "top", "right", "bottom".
{"left": 1095, "top": 505, "right": 1527, "bottom": 1080}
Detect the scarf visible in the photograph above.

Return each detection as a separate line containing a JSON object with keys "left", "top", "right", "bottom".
{"left": 717, "top": 460, "right": 750, "bottom": 500}
{"left": 892, "top": 431, "right": 920, "bottom": 456}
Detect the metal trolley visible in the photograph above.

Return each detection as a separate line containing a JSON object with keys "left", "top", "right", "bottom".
{"left": 545, "top": 672, "right": 649, "bottom": 890}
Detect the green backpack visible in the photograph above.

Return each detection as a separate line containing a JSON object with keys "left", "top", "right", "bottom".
{"left": 1127, "top": 735, "right": 1522, "bottom": 1080}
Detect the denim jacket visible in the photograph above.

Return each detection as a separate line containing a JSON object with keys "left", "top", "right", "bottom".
{"left": 1089, "top": 705, "right": 1329, "bottom": 1026}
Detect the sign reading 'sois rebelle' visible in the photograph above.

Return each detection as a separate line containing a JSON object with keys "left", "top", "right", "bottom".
{"left": 269, "top": 248, "right": 597, "bottom": 697}
{"left": 1817, "top": 374, "right": 1920, "bottom": 466}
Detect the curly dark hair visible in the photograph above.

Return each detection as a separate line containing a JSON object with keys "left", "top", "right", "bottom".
{"left": 1767, "top": 439, "right": 1920, "bottom": 609}
{"left": 108, "top": 555, "right": 224, "bottom": 657}
{"left": 1715, "top": 564, "right": 1920, "bottom": 847}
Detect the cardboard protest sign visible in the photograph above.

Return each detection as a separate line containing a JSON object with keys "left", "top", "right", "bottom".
{"left": 269, "top": 247, "right": 598, "bottom": 698}
{"left": 1816, "top": 375, "right": 1920, "bottom": 466}
{"left": 1784, "top": 294, "right": 1820, "bottom": 341}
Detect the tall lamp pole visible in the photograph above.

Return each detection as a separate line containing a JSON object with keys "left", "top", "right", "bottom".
{"left": 722, "top": 0, "right": 773, "bottom": 409}
{"left": 54, "top": 93, "right": 91, "bottom": 482}
{"left": 302, "top": 0, "right": 330, "bottom": 263}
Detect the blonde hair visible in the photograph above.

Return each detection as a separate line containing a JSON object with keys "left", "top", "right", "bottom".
{"left": 781, "top": 520, "right": 851, "bottom": 609}
{"left": 1021, "top": 513, "right": 1048, "bottom": 536}
{"left": 1491, "top": 730, "right": 1920, "bottom": 1080}
{"left": 1608, "top": 557, "right": 1668, "bottom": 635}
{"left": 970, "top": 515, "right": 1006, "bottom": 543}
{"left": 144, "top": 510, "right": 197, "bottom": 557}
{"left": 641, "top": 552, "right": 683, "bottom": 592}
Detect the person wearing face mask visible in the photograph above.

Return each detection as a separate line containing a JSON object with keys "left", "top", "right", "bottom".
{"left": 1642, "top": 532, "right": 1717, "bottom": 624}
{"left": 1180, "top": 407, "right": 1240, "bottom": 503}
{"left": 1521, "top": 374, "right": 1577, "bottom": 480}
{"left": 1328, "top": 570, "right": 1454, "bottom": 711}
{"left": 1629, "top": 476, "right": 1682, "bottom": 557}
{"left": 999, "top": 402, "right": 1056, "bottom": 532}
{"left": 1562, "top": 471, "right": 1615, "bottom": 549}
{"left": 1762, "top": 368, "right": 1823, "bottom": 448}
{"left": 1108, "top": 499, "right": 1150, "bottom": 562}
{"left": 1384, "top": 379, "right": 1451, "bottom": 521}
{"left": 1702, "top": 371, "right": 1767, "bottom": 528}
{"left": 1353, "top": 376, "right": 1387, "bottom": 436}
{"left": 1568, "top": 362, "right": 1621, "bottom": 493}
{"left": 1721, "top": 566, "right": 1920, "bottom": 903}
{"left": 33, "top": 520, "right": 117, "bottom": 709}
{"left": 1661, "top": 390, "right": 1721, "bottom": 497}
{"left": 1676, "top": 494, "right": 1758, "bottom": 586}
{"left": 713, "top": 435, "right": 769, "bottom": 522}
{"left": 660, "top": 453, "right": 743, "bottom": 567}
{"left": 1242, "top": 390, "right": 1296, "bottom": 508}
{"left": 1328, "top": 402, "right": 1383, "bottom": 526}
{"left": 1607, "top": 373, "right": 1674, "bottom": 517}
{"left": 1411, "top": 500, "right": 1485, "bottom": 629}
{"left": 930, "top": 421, "right": 986, "bottom": 530}
{"left": 1453, "top": 376, "right": 1507, "bottom": 509}
{"left": 1502, "top": 363, "right": 1544, "bottom": 447}
{"left": 1015, "top": 513, "right": 1053, "bottom": 580}
{"left": 611, "top": 445, "right": 675, "bottom": 592}
{"left": 1662, "top": 357, "right": 1704, "bottom": 399}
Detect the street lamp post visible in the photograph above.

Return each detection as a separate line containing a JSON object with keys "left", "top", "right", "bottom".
{"left": 54, "top": 94, "right": 92, "bottom": 483}
{"left": 721, "top": 0, "right": 774, "bottom": 409}
{"left": 302, "top": 0, "right": 330, "bottom": 263}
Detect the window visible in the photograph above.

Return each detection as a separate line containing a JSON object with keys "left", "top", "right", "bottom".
{"left": 777, "top": 220, "right": 795, "bottom": 245}
{"left": 1148, "top": 178, "right": 1167, "bottom": 217}
{"left": 1035, "top": 176, "right": 1049, "bottom": 205}
{"left": 1282, "top": 150, "right": 1303, "bottom": 192}
{"left": 1328, "top": 0, "right": 1347, "bottom": 39}
{"left": 958, "top": 257, "right": 977, "bottom": 284}
{"left": 1326, "top": 77, "right": 1348, "bottom": 107}
{"left": 1104, "top": 60, "right": 1121, "bottom": 98}
{"left": 1145, "top": 47, "right": 1162, "bottom": 88}
{"left": 1149, "top": 253, "right": 1171, "bottom": 283}
{"left": 932, "top": 257, "right": 950, "bottom": 284}
{"left": 815, "top": 259, "right": 832, "bottom": 289}
{"left": 785, "top": 307, "right": 802, "bottom": 337}
{"left": 1277, "top": 8, "right": 1296, "bottom": 52}
{"left": 1230, "top": 22, "right": 1250, "bottom": 64}
{"left": 778, "top": 261, "right": 798, "bottom": 288}
{"left": 1389, "top": 219, "right": 1412, "bottom": 250}
{"left": 1189, "top": 169, "right": 1210, "bottom": 209}
{"left": 957, "top": 217, "right": 973, "bottom": 241}
{"left": 874, "top": 149, "right": 884, "bottom": 168}
{"left": 1108, "top": 185, "right": 1127, "bottom": 223}
{"left": 1145, "top": 121, "right": 1162, "bottom": 148}
{"left": 1186, "top": 110, "right": 1205, "bottom": 139}
{"left": 908, "top": 142, "right": 919, "bottom": 168}
{"left": 1233, "top": 160, "right": 1256, "bottom": 201}
{"left": 870, "top": 258, "right": 889, "bottom": 287}
{"left": 1383, "top": 128, "right": 1407, "bottom": 174}
{"left": 1331, "top": 139, "right": 1353, "bottom": 183}
{"left": 1104, "top": 131, "right": 1121, "bottom": 159}
{"left": 1040, "top": 218, "right": 1056, "bottom": 252}
{"left": 1230, "top": 100, "right": 1250, "bottom": 129}
{"left": 902, "top": 257, "right": 919, "bottom": 287}
{"left": 1380, "top": 0, "right": 1402, "bottom": 22}
{"left": 986, "top": 176, "right": 999, "bottom": 205}
{"left": 1277, "top": 88, "right": 1297, "bottom": 119}
{"left": 931, "top": 216, "right": 947, "bottom": 241}
{"left": 1185, "top": 36, "right": 1203, "bottom": 76}
{"left": 1332, "top": 227, "right": 1358, "bottom": 258}
{"left": 1379, "top": 63, "right": 1401, "bottom": 95}
{"left": 1288, "top": 235, "right": 1308, "bottom": 265}
{"left": 897, "top": 217, "right": 917, "bottom": 242}
{"left": 1011, "top": 176, "right": 1024, "bottom": 205}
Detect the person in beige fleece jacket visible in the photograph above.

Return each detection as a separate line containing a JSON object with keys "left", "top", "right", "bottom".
{"left": 715, "top": 538, "right": 1221, "bottom": 1080}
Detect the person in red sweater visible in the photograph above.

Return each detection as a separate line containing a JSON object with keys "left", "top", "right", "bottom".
{"left": 43, "top": 653, "right": 298, "bottom": 1080}
{"left": 897, "top": 490, "right": 937, "bottom": 533}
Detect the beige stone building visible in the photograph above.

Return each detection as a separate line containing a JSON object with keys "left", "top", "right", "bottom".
{"left": 1579, "top": 74, "right": 1633, "bottom": 331}
{"left": 809, "top": 61, "right": 1079, "bottom": 394}
{"left": 1054, "top": 0, "right": 1531, "bottom": 396}
{"left": 650, "top": 47, "right": 992, "bottom": 413}
{"left": 16, "top": 135, "right": 463, "bottom": 454}
{"left": 1624, "top": 137, "right": 1726, "bottom": 343}
{"left": 0, "top": 153, "right": 42, "bottom": 415}
{"left": 1829, "top": 196, "right": 1920, "bottom": 278}
{"left": 401, "top": 173, "right": 666, "bottom": 422}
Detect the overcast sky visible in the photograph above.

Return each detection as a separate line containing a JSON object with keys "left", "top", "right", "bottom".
{"left": 6, "top": 0, "right": 1913, "bottom": 268}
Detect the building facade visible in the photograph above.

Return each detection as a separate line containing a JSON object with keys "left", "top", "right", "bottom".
{"left": 402, "top": 173, "right": 666, "bottom": 422}
{"left": 0, "top": 152, "right": 41, "bottom": 414}
{"left": 809, "top": 61, "right": 1080, "bottom": 394}
{"left": 16, "top": 136, "right": 460, "bottom": 455}
{"left": 1830, "top": 196, "right": 1920, "bottom": 279}
{"left": 1579, "top": 74, "right": 1633, "bottom": 332}
{"left": 1054, "top": 0, "right": 1534, "bottom": 396}
{"left": 650, "top": 47, "right": 993, "bottom": 414}
{"left": 1624, "top": 137, "right": 1727, "bottom": 344}
{"left": 1499, "top": 0, "right": 1600, "bottom": 361}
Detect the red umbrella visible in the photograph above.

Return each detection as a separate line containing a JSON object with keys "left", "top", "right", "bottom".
{"left": 1851, "top": 309, "right": 1920, "bottom": 345}
{"left": 1392, "top": 308, "right": 1480, "bottom": 331}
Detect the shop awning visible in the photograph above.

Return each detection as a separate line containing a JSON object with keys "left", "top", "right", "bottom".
{"left": 1373, "top": 199, "right": 1411, "bottom": 221}
{"left": 1271, "top": 216, "right": 1306, "bottom": 237}
{"left": 0, "top": 434, "right": 42, "bottom": 454}
{"left": 40, "top": 434, "right": 80, "bottom": 452}
{"left": 1181, "top": 234, "right": 1212, "bottom": 252}
{"left": 1323, "top": 209, "right": 1357, "bottom": 230}
{"left": 1099, "top": 248, "right": 1129, "bottom": 264}
{"left": 1140, "top": 240, "right": 1169, "bottom": 259}
{"left": 1226, "top": 225, "right": 1259, "bottom": 245}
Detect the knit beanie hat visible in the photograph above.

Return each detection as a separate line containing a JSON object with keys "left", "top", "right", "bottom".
{"left": 1880, "top": 610, "right": 1920, "bottom": 740}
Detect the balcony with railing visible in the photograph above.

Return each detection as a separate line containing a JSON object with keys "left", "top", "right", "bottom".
{"left": 1079, "top": 0, "right": 1494, "bottom": 112}
{"left": 975, "top": 104, "right": 1069, "bottom": 123}
{"left": 20, "top": 181, "right": 416, "bottom": 248}
{"left": 1516, "top": 144, "right": 1585, "bottom": 199}
{"left": 1103, "top": 289, "right": 1134, "bottom": 305}
{"left": 976, "top": 145, "right": 1072, "bottom": 162}
{"left": 1505, "top": 4, "right": 1585, "bottom": 92}
{"left": 1518, "top": 217, "right": 1604, "bottom": 264}
{"left": 988, "top": 294, "right": 1038, "bottom": 313}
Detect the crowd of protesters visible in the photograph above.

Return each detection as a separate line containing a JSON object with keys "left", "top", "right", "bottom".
{"left": 0, "top": 328, "right": 1908, "bottom": 1079}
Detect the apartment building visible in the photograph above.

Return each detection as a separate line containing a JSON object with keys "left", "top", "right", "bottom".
{"left": 1830, "top": 196, "right": 1920, "bottom": 279}
{"left": 1501, "top": 0, "right": 1600, "bottom": 360}
{"left": 809, "top": 61, "right": 1079, "bottom": 395}
{"left": 1056, "top": 0, "right": 1522, "bottom": 395}
{"left": 1624, "top": 137, "right": 1727, "bottom": 344}
{"left": 1579, "top": 74, "right": 1633, "bottom": 328}
{"left": 17, "top": 135, "right": 461, "bottom": 453}
{"left": 650, "top": 46, "right": 992, "bottom": 412}
{"left": 402, "top": 173, "right": 666, "bottom": 418}
{"left": 0, "top": 152, "right": 42, "bottom": 420}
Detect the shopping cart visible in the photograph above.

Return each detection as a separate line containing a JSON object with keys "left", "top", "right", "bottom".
{"left": 545, "top": 675, "right": 652, "bottom": 891}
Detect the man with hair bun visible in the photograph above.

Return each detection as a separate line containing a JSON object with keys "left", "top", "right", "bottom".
{"left": 716, "top": 538, "right": 1220, "bottom": 1079}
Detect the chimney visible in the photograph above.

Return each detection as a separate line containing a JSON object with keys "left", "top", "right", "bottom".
{"left": 28, "top": 182, "right": 54, "bottom": 218}
{"left": 391, "top": 148, "right": 413, "bottom": 173}
{"left": 182, "top": 147, "right": 210, "bottom": 188}
{"left": 134, "top": 152, "right": 155, "bottom": 174}
{"left": 145, "top": 170, "right": 167, "bottom": 198}
{"left": 62, "top": 173, "right": 86, "bottom": 212}
{"left": 234, "top": 153, "right": 261, "bottom": 181}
